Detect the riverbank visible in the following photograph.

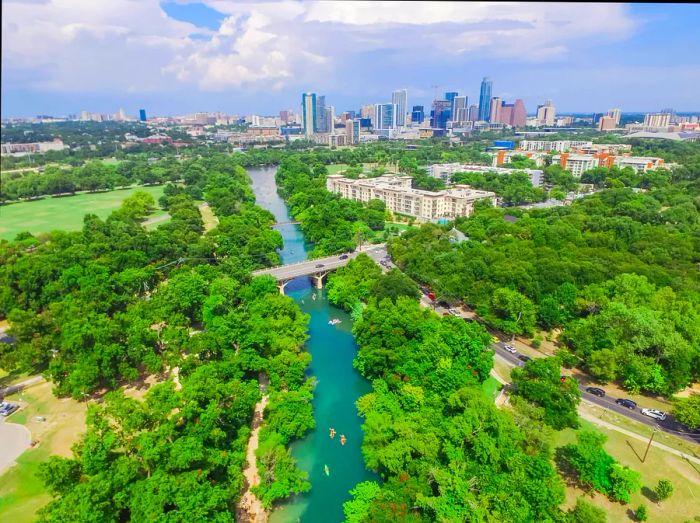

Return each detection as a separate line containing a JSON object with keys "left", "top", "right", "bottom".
{"left": 247, "top": 165, "right": 375, "bottom": 522}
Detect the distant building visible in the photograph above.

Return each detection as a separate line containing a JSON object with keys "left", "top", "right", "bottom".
{"left": 468, "top": 104, "right": 479, "bottom": 122}
{"left": 519, "top": 140, "right": 593, "bottom": 152}
{"left": 392, "top": 89, "right": 408, "bottom": 127}
{"left": 510, "top": 99, "right": 527, "bottom": 127}
{"left": 643, "top": 113, "right": 671, "bottom": 128}
{"left": 428, "top": 162, "right": 544, "bottom": 187}
{"left": 411, "top": 105, "right": 425, "bottom": 123}
{"left": 375, "top": 103, "right": 397, "bottom": 130}
{"left": 554, "top": 153, "right": 600, "bottom": 176}
{"left": 489, "top": 97, "right": 502, "bottom": 124}
{"left": 326, "top": 174, "right": 497, "bottom": 220}
{"left": 478, "top": 77, "right": 493, "bottom": 121}
{"left": 301, "top": 92, "right": 317, "bottom": 137}
{"left": 536, "top": 100, "right": 556, "bottom": 126}
{"left": 345, "top": 119, "right": 360, "bottom": 144}
{"left": 139, "top": 109, "right": 147, "bottom": 122}
{"left": 0, "top": 138, "right": 67, "bottom": 156}
{"left": 452, "top": 96, "right": 468, "bottom": 124}
{"left": 315, "top": 95, "right": 327, "bottom": 133}
{"left": 607, "top": 108, "right": 621, "bottom": 126}
{"left": 431, "top": 100, "right": 451, "bottom": 129}
{"left": 598, "top": 115, "right": 617, "bottom": 131}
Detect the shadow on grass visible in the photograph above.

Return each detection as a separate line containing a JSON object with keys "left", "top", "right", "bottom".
{"left": 641, "top": 486, "right": 658, "bottom": 503}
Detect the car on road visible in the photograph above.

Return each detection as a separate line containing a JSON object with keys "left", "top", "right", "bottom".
{"left": 615, "top": 398, "right": 637, "bottom": 410}
{"left": 518, "top": 354, "right": 532, "bottom": 363}
{"left": 339, "top": 254, "right": 349, "bottom": 260}
{"left": 586, "top": 387, "right": 606, "bottom": 397}
{"left": 491, "top": 336, "right": 500, "bottom": 343}
{"left": 315, "top": 263, "right": 325, "bottom": 268}
{"left": 503, "top": 344, "right": 517, "bottom": 353}
{"left": 641, "top": 408, "right": 667, "bottom": 421}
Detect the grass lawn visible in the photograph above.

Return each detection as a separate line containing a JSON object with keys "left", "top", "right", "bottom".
{"left": 0, "top": 382, "right": 86, "bottom": 522}
{"left": 0, "top": 185, "right": 166, "bottom": 240}
{"left": 482, "top": 376, "right": 502, "bottom": 401}
{"left": 555, "top": 418, "right": 700, "bottom": 522}
{"left": 326, "top": 163, "right": 349, "bottom": 174}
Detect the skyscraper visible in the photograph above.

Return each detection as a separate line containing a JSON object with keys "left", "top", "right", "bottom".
{"left": 315, "top": 95, "right": 327, "bottom": 133}
{"left": 536, "top": 99, "right": 556, "bottom": 126}
{"left": 301, "top": 92, "right": 317, "bottom": 137}
{"left": 411, "top": 105, "right": 424, "bottom": 123}
{"left": 325, "top": 105, "right": 335, "bottom": 133}
{"left": 468, "top": 104, "right": 479, "bottom": 122}
{"left": 392, "top": 89, "right": 408, "bottom": 127}
{"left": 452, "top": 96, "right": 468, "bottom": 123}
{"left": 511, "top": 99, "right": 527, "bottom": 127}
{"left": 375, "top": 103, "right": 397, "bottom": 130}
{"left": 490, "top": 97, "right": 502, "bottom": 123}
{"left": 431, "top": 100, "right": 451, "bottom": 129}
{"left": 478, "top": 78, "right": 493, "bottom": 121}
{"left": 607, "top": 108, "right": 621, "bottom": 126}
{"left": 139, "top": 109, "right": 147, "bottom": 122}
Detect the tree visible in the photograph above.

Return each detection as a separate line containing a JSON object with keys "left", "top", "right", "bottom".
{"left": 673, "top": 394, "right": 700, "bottom": 429}
{"left": 609, "top": 463, "right": 641, "bottom": 503}
{"left": 371, "top": 269, "right": 420, "bottom": 303}
{"left": 567, "top": 498, "right": 607, "bottom": 523}
{"left": 511, "top": 357, "right": 581, "bottom": 429}
{"left": 490, "top": 287, "right": 537, "bottom": 337}
{"left": 344, "top": 481, "right": 382, "bottom": 523}
{"left": 656, "top": 479, "right": 673, "bottom": 501}
{"left": 635, "top": 504, "right": 648, "bottom": 522}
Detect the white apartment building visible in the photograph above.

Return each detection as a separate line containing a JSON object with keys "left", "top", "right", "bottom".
{"left": 519, "top": 140, "right": 593, "bottom": 152}
{"left": 326, "top": 174, "right": 496, "bottom": 220}
{"left": 613, "top": 156, "right": 665, "bottom": 173}
{"left": 553, "top": 154, "right": 600, "bottom": 177}
{"left": 643, "top": 113, "right": 671, "bottom": 128}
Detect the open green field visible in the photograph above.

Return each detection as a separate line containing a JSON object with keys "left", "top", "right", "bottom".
{"left": 326, "top": 163, "right": 349, "bottom": 174}
{"left": 0, "top": 185, "right": 165, "bottom": 240}
{"left": 555, "top": 418, "right": 700, "bottom": 522}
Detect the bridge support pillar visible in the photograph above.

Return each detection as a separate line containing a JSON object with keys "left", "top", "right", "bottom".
{"left": 311, "top": 271, "right": 330, "bottom": 289}
{"left": 278, "top": 280, "right": 290, "bottom": 295}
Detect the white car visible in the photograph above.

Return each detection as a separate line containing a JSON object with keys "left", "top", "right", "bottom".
{"left": 641, "top": 408, "right": 667, "bottom": 421}
{"left": 504, "top": 344, "right": 517, "bottom": 354}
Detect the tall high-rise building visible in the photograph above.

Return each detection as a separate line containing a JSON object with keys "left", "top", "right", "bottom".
{"left": 360, "top": 104, "right": 375, "bottom": 127}
{"left": 643, "top": 113, "right": 671, "bottom": 128}
{"left": 375, "top": 103, "right": 397, "bottom": 130}
{"left": 490, "top": 97, "right": 502, "bottom": 123}
{"left": 345, "top": 119, "right": 360, "bottom": 144}
{"left": 301, "top": 92, "right": 317, "bottom": 137}
{"left": 607, "top": 108, "right": 621, "bottom": 126}
{"left": 325, "top": 105, "right": 335, "bottom": 133}
{"left": 452, "top": 95, "right": 468, "bottom": 123}
{"left": 468, "top": 104, "right": 479, "bottom": 122}
{"left": 315, "top": 95, "right": 327, "bottom": 133}
{"left": 392, "top": 89, "right": 408, "bottom": 127}
{"left": 411, "top": 105, "right": 424, "bottom": 123}
{"left": 598, "top": 116, "right": 617, "bottom": 131}
{"left": 431, "top": 100, "right": 451, "bottom": 129}
{"left": 511, "top": 99, "right": 527, "bottom": 127}
{"left": 478, "top": 77, "right": 493, "bottom": 121}
{"left": 536, "top": 99, "right": 556, "bottom": 126}
{"left": 139, "top": 109, "right": 147, "bottom": 122}
{"left": 499, "top": 102, "right": 513, "bottom": 126}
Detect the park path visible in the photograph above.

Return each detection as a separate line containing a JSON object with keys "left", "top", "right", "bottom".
{"left": 0, "top": 419, "right": 31, "bottom": 474}
{"left": 198, "top": 203, "right": 219, "bottom": 232}
{"left": 236, "top": 374, "right": 269, "bottom": 523}
{"left": 0, "top": 375, "right": 44, "bottom": 399}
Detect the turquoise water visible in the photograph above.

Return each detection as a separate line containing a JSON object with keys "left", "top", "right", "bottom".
{"left": 248, "top": 166, "right": 375, "bottom": 523}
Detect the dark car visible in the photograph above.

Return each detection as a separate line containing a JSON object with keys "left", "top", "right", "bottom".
{"left": 616, "top": 398, "right": 637, "bottom": 410}
{"left": 586, "top": 387, "right": 606, "bottom": 397}
{"left": 315, "top": 263, "right": 325, "bottom": 268}
{"left": 517, "top": 354, "right": 532, "bottom": 363}
{"left": 339, "top": 254, "right": 349, "bottom": 260}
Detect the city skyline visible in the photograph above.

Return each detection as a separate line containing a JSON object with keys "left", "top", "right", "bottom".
{"left": 2, "top": 2, "right": 699, "bottom": 117}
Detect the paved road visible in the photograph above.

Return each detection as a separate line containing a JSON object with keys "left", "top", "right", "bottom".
{"left": 253, "top": 244, "right": 386, "bottom": 282}
{"left": 0, "top": 418, "right": 31, "bottom": 474}
{"left": 376, "top": 252, "right": 700, "bottom": 446}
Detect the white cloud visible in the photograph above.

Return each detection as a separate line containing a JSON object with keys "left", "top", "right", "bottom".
{"left": 2, "top": 0, "right": 642, "bottom": 94}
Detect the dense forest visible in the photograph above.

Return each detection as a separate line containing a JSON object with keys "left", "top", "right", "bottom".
{"left": 389, "top": 140, "right": 700, "bottom": 396}
{"left": 0, "top": 154, "right": 314, "bottom": 517}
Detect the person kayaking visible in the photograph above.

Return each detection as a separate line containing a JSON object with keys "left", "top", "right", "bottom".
{"left": 329, "top": 427, "right": 336, "bottom": 439}
{"left": 340, "top": 434, "right": 347, "bottom": 446}
{"left": 324, "top": 464, "right": 330, "bottom": 476}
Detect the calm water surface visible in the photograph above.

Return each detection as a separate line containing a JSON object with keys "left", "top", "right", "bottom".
{"left": 248, "top": 166, "right": 375, "bottom": 523}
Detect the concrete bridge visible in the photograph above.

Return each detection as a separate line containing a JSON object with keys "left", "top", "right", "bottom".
{"left": 252, "top": 244, "right": 387, "bottom": 294}
{"left": 270, "top": 220, "right": 302, "bottom": 227}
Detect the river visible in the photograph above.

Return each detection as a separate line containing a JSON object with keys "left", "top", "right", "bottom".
{"left": 248, "top": 166, "right": 375, "bottom": 523}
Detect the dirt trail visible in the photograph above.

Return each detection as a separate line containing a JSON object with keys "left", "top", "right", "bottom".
{"left": 236, "top": 374, "right": 270, "bottom": 523}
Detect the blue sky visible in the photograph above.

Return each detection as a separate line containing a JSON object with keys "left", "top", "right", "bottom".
{"left": 2, "top": 1, "right": 698, "bottom": 118}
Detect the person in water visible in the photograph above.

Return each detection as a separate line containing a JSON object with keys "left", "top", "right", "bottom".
{"left": 329, "top": 428, "right": 336, "bottom": 438}
{"left": 340, "top": 434, "right": 347, "bottom": 446}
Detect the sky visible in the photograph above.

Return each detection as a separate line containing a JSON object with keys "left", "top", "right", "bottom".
{"left": 2, "top": 1, "right": 699, "bottom": 118}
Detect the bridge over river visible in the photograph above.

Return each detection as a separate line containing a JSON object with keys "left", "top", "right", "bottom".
{"left": 252, "top": 243, "right": 387, "bottom": 294}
